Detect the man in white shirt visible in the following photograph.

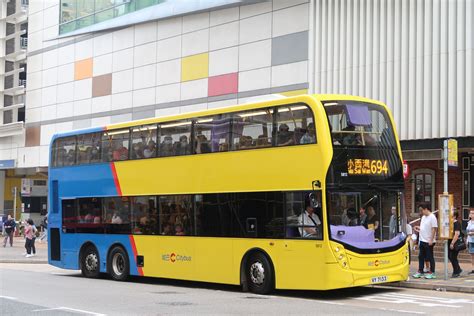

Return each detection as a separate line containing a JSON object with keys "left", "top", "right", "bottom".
{"left": 413, "top": 203, "right": 438, "bottom": 279}
{"left": 299, "top": 193, "right": 322, "bottom": 238}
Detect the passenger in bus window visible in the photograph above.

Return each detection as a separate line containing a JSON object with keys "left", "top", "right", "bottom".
{"left": 256, "top": 135, "right": 271, "bottom": 148}
{"left": 299, "top": 193, "right": 322, "bottom": 238}
{"left": 174, "top": 135, "right": 190, "bottom": 155}
{"left": 239, "top": 136, "right": 253, "bottom": 149}
{"left": 111, "top": 212, "right": 123, "bottom": 224}
{"left": 132, "top": 143, "right": 144, "bottom": 159}
{"left": 358, "top": 207, "right": 368, "bottom": 228}
{"left": 66, "top": 149, "right": 75, "bottom": 165}
{"left": 367, "top": 206, "right": 380, "bottom": 236}
{"left": 161, "top": 223, "right": 173, "bottom": 235}
{"left": 57, "top": 148, "right": 67, "bottom": 166}
{"left": 143, "top": 140, "right": 156, "bottom": 158}
{"left": 277, "top": 124, "right": 295, "bottom": 146}
{"left": 175, "top": 224, "right": 185, "bottom": 236}
{"left": 112, "top": 142, "right": 128, "bottom": 161}
{"left": 300, "top": 123, "right": 316, "bottom": 144}
{"left": 195, "top": 134, "right": 211, "bottom": 153}
{"left": 160, "top": 135, "right": 174, "bottom": 156}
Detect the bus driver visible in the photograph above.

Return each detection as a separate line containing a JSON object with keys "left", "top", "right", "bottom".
{"left": 299, "top": 193, "right": 322, "bottom": 238}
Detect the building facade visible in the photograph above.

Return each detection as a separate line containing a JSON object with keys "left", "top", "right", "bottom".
{"left": 0, "top": 0, "right": 472, "bottom": 222}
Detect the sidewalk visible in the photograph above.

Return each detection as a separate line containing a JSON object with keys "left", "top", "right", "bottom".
{"left": 386, "top": 260, "right": 474, "bottom": 293}
{"left": 0, "top": 237, "right": 48, "bottom": 264}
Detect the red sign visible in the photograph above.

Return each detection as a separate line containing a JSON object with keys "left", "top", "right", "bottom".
{"left": 403, "top": 161, "right": 409, "bottom": 179}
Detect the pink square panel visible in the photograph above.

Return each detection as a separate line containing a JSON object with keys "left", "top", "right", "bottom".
{"left": 208, "top": 73, "right": 238, "bottom": 97}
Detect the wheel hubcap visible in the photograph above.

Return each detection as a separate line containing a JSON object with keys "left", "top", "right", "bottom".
{"left": 112, "top": 253, "right": 125, "bottom": 276}
{"left": 250, "top": 261, "right": 265, "bottom": 285}
{"left": 85, "top": 253, "right": 98, "bottom": 272}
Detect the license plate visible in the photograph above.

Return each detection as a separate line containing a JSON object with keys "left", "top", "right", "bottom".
{"left": 371, "top": 276, "right": 387, "bottom": 283}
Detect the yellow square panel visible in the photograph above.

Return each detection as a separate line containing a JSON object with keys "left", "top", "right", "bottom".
{"left": 74, "top": 58, "right": 93, "bottom": 81}
{"left": 181, "top": 53, "right": 209, "bottom": 82}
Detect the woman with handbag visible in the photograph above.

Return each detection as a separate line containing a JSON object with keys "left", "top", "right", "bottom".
{"left": 448, "top": 210, "right": 464, "bottom": 278}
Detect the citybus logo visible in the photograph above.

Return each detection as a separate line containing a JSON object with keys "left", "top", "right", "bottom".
{"left": 368, "top": 259, "right": 390, "bottom": 267}
{"left": 162, "top": 252, "right": 192, "bottom": 263}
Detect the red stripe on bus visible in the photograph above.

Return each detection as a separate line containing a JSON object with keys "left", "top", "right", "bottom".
{"left": 129, "top": 235, "right": 143, "bottom": 276}
{"left": 110, "top": 162, "right": 122, "bottom": 196}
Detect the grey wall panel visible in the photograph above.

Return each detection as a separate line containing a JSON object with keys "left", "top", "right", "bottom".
{"left": 310, "top": 0, "right": 473, "bottom": 140}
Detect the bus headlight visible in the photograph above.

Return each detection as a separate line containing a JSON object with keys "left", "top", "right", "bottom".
{"left": 338, "top": 254, "right": 344, "bottom": 260}
{"left": 342, "top": 261, "right": 347, "bottom": 268}
{"left": 335, "top": 247, "right": 340, "bottom": 252}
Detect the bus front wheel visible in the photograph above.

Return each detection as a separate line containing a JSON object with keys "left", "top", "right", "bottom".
{"left": 108, "top": 246, "right": 129, "bottom": 281}
{"left": 246, "top": 252, "right": 274, "bottom": 295}
{"left": 81, "top": 246, "right": 100, "bottom": 278}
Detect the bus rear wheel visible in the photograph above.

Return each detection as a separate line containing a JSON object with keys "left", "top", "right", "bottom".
{"left": 108, "top": 246, "right": 129, "bottom": 281}
{"left": 246, "top": 252, "right": 274, "bottom": 295}
{"left": 81, "top": 246, "right": 100, "bottom": 278}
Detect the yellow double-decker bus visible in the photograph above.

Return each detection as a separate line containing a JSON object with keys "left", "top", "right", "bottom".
{"left": 48, "top": 94, "right": 409, "bottom": 294}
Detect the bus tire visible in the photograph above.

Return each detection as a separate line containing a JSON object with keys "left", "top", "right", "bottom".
{"left": 81, "top": 245, "right": 100, "bottom": 278}
{"left": 108, "top": 246, "right": 129, "bottom": 281}
{"left": 246, "top": 252, "right": 274, "bottom": 295}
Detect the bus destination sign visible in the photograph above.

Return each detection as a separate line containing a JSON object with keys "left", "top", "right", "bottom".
{"left": 347, "top": 159, "right": 389, "bottom": 176}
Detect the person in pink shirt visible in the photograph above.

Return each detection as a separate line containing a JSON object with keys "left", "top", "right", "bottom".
{"left": 23, "top": 219, "right": 36, "bottom": 258}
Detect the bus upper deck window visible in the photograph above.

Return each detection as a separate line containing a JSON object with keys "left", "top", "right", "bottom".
{"left": 102, "top": 129, "right": 130, "bottom": 162}
{"left": 276, "top": 105, "right": 316, "bottom": 146}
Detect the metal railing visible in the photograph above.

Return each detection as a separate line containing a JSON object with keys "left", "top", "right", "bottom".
{"left": 18, "top": 79, "right": 27, "bottom": 87}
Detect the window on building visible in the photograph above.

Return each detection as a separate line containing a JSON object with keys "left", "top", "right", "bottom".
{"left": 275, "top": 105, "right": 316, "bottom": 146}
{"left": 158, "top": 195, "right": 193, "bottom": 236}
{"left": 131, "top": 125, "right": 157, "bottom": 159}
{"left": 102, "top": 129, "right": 130, "bottom": 162}
{"left": 232, "top": 108, "right": 274, "bottom": 150}
{"left": 158, "top": 121, "right": 192, "bottom": 157}
{"left": 76, "top": 133, "right": 102, "bottom": 165}
{"left": 193, "top": 115, "right": 232, "bottom": 154}
{"left": 53, "top": 136, "right": 76, "bottom": 167}
{"left": 413, "top": 170, "right": 434, "bottom": 213}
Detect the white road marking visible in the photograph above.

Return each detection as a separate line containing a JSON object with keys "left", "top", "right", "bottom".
{"left": 378, "top": 308, "right": 426, "bottom": 315}
{"left": 355, "top": 292, "right": 473, "bottom": 308}
{"left": 32, "top": 307, "right": 106, "bottom": 315}
{"left": 0, "top": 295, "right": 18, "bottom": 300}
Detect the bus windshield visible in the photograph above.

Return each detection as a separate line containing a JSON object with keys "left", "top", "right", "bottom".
{"left": 325, "top": 101, "right": 397, "bottom": 148}
{"left": 327, "top": 190, "right": 406, "bottom": 250}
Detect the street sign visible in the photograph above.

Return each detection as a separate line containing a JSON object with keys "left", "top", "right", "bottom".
{"left": 438, "top": 194, "right": 453, "bottom": 239}
{"left": 447, "top": 139, "right": 458, "bottom": 167}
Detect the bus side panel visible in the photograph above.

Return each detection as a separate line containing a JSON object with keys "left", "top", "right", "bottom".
{"left": 132, "top": 235, "right": 196, "bottom": 280}
{"left": 51, "top": 233, "right": 141, "bottom": 276}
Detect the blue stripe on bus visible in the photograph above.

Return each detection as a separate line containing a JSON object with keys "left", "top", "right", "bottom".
{"left": 50, "top": 164, "right": 119, "bottom": 198}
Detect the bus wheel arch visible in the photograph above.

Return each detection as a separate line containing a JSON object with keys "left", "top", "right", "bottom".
{"left": 107, "top": 243, "right": 130, "bottom": 281}
{"left": 79, "top": 242, "right": 101, "bottom": 278}
{"left": 240, "top": 248, "right": 275, "bottom": 295}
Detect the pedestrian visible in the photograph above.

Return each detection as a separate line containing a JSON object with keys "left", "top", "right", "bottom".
{"left": 39, "top": 214, "right": 48, "bottom": 243}
{"left": 413, "top": 203, "right": 438, "bottom": 279}
{"left": 467, "top": 209, "right": 474, "bottom": 275}
{"left": 28, "top": 219, "right": 37, "bottom": 256}
{"left": 2, "top": 214, "right": 16, "bottom": 247}
{"left": 448, "top": 210, "right": 463, "bottom": 277}
{"left": 24, "top": 219, "right": 35, "bottom": 258}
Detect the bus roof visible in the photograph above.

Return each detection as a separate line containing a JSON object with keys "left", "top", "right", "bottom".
{"left": 51, "top": 94, "right": 387, "bottom": 141}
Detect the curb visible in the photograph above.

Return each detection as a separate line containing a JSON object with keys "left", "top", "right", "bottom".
{"left": 384, "top": 281, "right": 474, "bottom": 293}
{"left": 0, "top": 260, "right": 48, "bottom": 264}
